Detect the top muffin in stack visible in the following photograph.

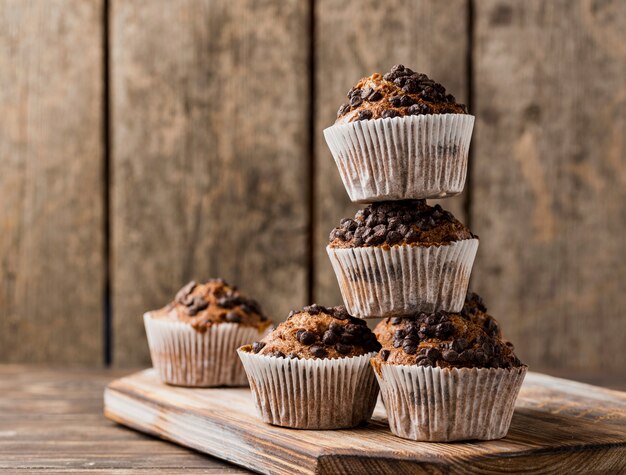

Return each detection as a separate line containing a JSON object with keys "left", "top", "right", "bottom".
{"left": 324, "top": 64, "right": 474, "bottom": 203}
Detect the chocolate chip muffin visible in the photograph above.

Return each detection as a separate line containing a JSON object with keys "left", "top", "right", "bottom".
{"left": 144, "top": 279, "right": 272, "bottom": 387}
{"left": 238, "top": 305, "right": 381, "bottom": 429}
{"left": 326, "top": 201, "right": 479, "bottom": 317}
{"left": 324, "top": 65, "right": 475, "bottom": 202}
{"left": 373, "top": 294, "right": 521, "bottom": 369}
{"left": 371, "top": 293, "right": 527, "bottom": 442}
{"left": 335, "top": 65, "right": 467, "bottom": 124}
{"left": 249, "top": 304, "right": 381, "bottom": 359}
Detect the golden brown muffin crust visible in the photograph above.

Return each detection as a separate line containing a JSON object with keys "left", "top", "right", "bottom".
{"left": 250, "top": 304, "right": 381, "bottom": 359}
{"left": 336, "top": 65, "right": 467, "bottom": 124}
{"left": 152, "top": 279, "right": 271, "bottom": 333}
{"left": 329, "top": 200, "right": 475, "bottom": 249}
{"left": 374, "top": 293, "right": 521, "bottom": 369}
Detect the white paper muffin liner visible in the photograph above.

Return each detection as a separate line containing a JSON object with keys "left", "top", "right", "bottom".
{"left": 144, "top": 313, "right": 270, "bottom": 387}
{"left": 324, "top": 114, "right": 475, "bottom": 202}
{"left": 238, "top": 348, "right": 379, "bottom": 429}
{"left": 327, "top": 239, "right": 478, "bottom": 318}
{"left": 372, "top": 360, "right": 527, "bottom": 441}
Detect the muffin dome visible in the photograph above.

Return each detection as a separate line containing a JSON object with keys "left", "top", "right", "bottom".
{"left": 251, "top": 304, "right": 381, "bottom": 359}
{"left": 329, "top": 200, "right": 475, "bottom": 249}
{"left": 336, "top": 65, "right": 467, "bottom": 124}
{"left": 152, "top": 279, "right": 270, "bottom": 332}
{"left": 374, "top": 293, "right": 521, "bottom": 369}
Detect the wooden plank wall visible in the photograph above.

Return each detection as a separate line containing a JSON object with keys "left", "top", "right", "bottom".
{"left": 111, "top": 0, "right": 310, "bottom": 365}
{"left": 0, "top": 0, "right": 104, "bottom": 365}
{"left": 0, "top": 0, "right": 624, "bottom": 373}
{"left": 472, "top": 0, "right": 626, "bottom": 373}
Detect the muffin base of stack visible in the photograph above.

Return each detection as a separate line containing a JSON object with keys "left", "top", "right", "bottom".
{"left": 327, "top": 239, "right": 478, "bottom": 318}
{"left": 144, "top": 313, "right": 270, "bottom": 387}
{"left": 239, "top": 347, "right": 379, "bottom": 429}
{"left": 371, "top": 359, "right": 527, "bottom": 441}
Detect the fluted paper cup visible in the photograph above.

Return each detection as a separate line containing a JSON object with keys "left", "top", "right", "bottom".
{"left": 326, "top": 239, "right": 478, "bottom": 318}
{"left": 324, "top": 114, "right": 475, "bottom": 202}
{"left": 371, "top": 359, "right": 527, "bottom": 441}
{"left": 238, "top": 347, "right": 379, "bottom": 429}
{"left": 144, "top": 313, "right": 270, "bottom": 387}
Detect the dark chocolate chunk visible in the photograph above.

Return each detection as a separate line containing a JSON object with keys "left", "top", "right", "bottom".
{"left": 322, "top": 331, "right": 338, "bottom": 346}
{"left": 225, "top": 311, "right": 241, "bottom": 323}
{"left": 298, "top": 330, "right": 316, "bottom": 345}
{"left": 335, "top": 343, "right": 352, "bottom": 355}
{"left": 357, "top": 109, "right": 373, "bottom": 121}
{"left": 380, "top": 349, "right": 390, "bottom": 361}
{"left": 310, "top": 345, "right": 327, "bottom": 358}
{"left": 381, "top": 109, "right": 400, "bottom": 119}
{"left": 252, "top": 341, "right": 266, "bottom": 353}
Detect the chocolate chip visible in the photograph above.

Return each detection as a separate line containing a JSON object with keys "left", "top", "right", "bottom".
{"left": 303, "top": 304, "right": 322, "bottom": 315}
{"left": 380, "top": 349, "right": 390, "bottom": 361}
{"left": 357, "top": 109, "right": 373, "bottom": 121}
{"left": 417, "top": 358, "right": 431, "bottom": 367}
{"left": 335, "top": 343, "right": 352, "bottom": 355}
{"left": 299, "top": 330, "right": 316, "bottom": 345}
{"left": 453, "top": 338, "right": 469, "bottom": 353}
{"left": 407, "top": 102, "right": 432, "bottom": 115}
{"left": 390, "top": 317, "right": 403, "bottom": 324}
{"left": 425, "top": 347, "right": 441, "bottom": 361}
{"left": 341, "top": 333, "right": 357, "bottom": 345}
{"left": 322, "top": 331, "right": 337, "bottom": 346}
{"left": 287, "top": 352, "right": 299, "bottom": 359}
{"left": 225, "top": 311, "right": 241, "bottom": 323}
{"left": 310, "top": 345, "right": 327, "bottom": 358}
{"left": 337, "top": 103, "right": 350, "bottom": 117}
{"left": 460, "top": 349, "right": 475, "bottom": 362}
{"left": 381, "top": 109, "right": 400, "bottom": 119}
{"left": 443, "top": 349, "right": 459, "bottom": 362}
{"left": 175, "top": 281, "right": 197, "bottom": 304}
{"left": 252, "top": 341, "right": 266, "bottom": 353}
{"left": 403, "top": 343, "right": 417, "bottom": 355}
{"left": 344, "top": 324, "right": 362, "bottom": 335}
{"left": 367, "top": 90, "right": 383, "bottom": 101}
{"left": 329, "top": 321, "right": 342, "bottom": 333}
{"left": 349, "top": 95, "right": 362, "bottom": 108}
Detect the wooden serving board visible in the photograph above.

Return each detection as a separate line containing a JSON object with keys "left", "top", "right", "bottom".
{"left": 104, "top": 369, "right": 626, "bottom": 474}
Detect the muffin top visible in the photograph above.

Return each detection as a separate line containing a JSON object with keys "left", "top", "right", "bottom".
{"left": 249, "top": 304, "right": 381, "bottom": 359}
{"left": 328, "top": 200, "right": 475, "bottom": 249}
{"left": 152, "top": 279, "right": 271, "bottom": 333}
{"left": 374, "top": 293, "right": 521, "bottom": 369}
{"left": 335, "top": 65, "right": 467, "bottom": 124}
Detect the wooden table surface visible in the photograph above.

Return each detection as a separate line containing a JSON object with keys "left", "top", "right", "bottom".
{"left": 1, "top": 365, "right": 624, "bottom": 473}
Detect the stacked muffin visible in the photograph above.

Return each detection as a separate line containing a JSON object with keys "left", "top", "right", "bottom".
{"left": 324, "top": 65, "right": 526, "bottom": 441}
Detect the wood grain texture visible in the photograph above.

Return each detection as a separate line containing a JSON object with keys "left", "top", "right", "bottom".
{"left": 471, "top": 0, "right": 626, "bottom": 372}
{"left": 0, "top": 0, "right": 104, "bottom": 364}
{"left": 0, "top": 365, "right": 248, "bottom": 473}
{"left": 111, "top": 0, "right": 310, "bottom": 366}
{"left": 313, "top": 0, "right": 470, "bottom": 305}
{"left": 105, "top": 369, "right": 626, "bottom": 475}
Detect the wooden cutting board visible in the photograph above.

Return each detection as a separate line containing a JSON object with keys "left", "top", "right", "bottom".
{"left": 104, "top": 369, "right": 626, "bottom": 474}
